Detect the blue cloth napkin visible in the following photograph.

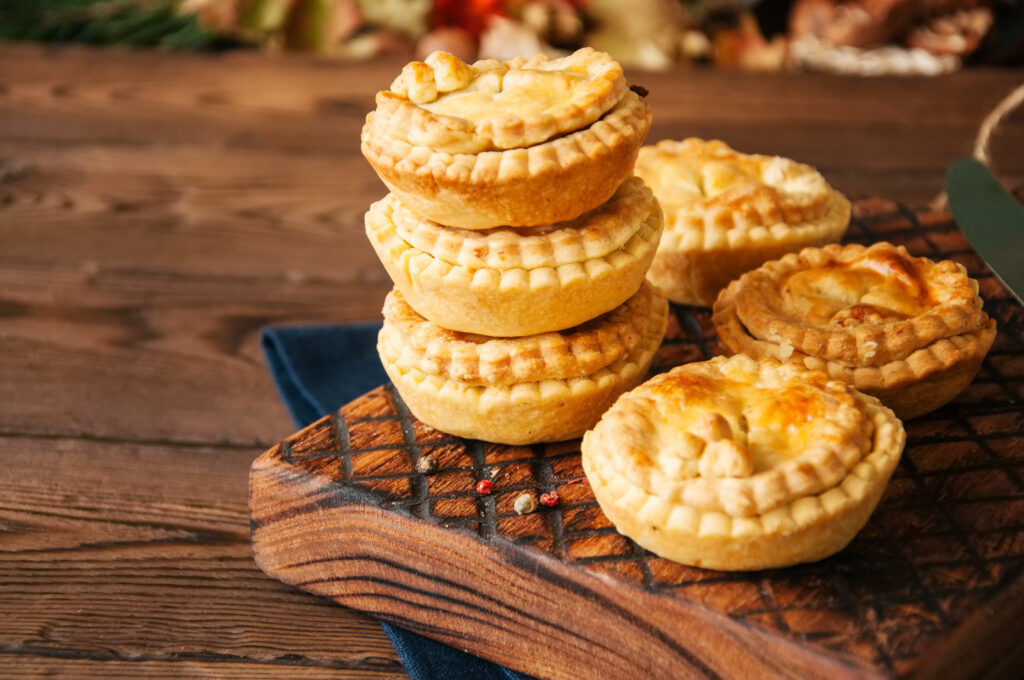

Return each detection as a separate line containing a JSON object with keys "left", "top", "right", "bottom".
{"left": 261, "top": 324, "right": 531, "bottom": 680}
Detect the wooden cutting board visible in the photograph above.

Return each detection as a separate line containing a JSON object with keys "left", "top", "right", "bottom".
{"left": 249, "top": 199, "right": 1024, "bottom": 679}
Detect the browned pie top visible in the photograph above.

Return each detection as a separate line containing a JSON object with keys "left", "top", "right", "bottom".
{"left": 583, "top": 354, "right": 901, "bottom": 518}
{"left": 634, "top": 139, "right": 846, "bottom": 240}
{"left": 727, "top": 242, "right": 989, "bottom": 366}
{"left": 370, "top": 48, "right": 627, "bottom": 154}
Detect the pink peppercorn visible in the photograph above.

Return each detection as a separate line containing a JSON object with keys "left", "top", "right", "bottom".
{"left": 539, "top": 491, "right": 559, "bottom": 507}
{"left": 476, "top": 479, "right": 493, "bottom": 495}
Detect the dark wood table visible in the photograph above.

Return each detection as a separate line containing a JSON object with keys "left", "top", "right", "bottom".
{"left": 1, "top": 42, "right": 1021, "bottom": 678}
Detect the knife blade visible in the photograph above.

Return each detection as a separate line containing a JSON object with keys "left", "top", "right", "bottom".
{"left": 947, "top": 158, "right": 1024, "bottom": 305}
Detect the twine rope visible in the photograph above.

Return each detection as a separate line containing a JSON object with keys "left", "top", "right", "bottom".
{"left": 932, "top": 81, "right": 1024, "bottom": 211}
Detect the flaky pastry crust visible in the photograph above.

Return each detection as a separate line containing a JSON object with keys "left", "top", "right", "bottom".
{"left": 380, "top": 281, "right": 660, "bottom": 386}
{"left": 394, "top": 176, "right": 651, "bottom": 269}
{"left": 713, "top": 242, "right": 996, "bottom": 419}
{"left": 634, "top": 138, "right": 850, "bottom": 306}
{"left": 581, "top": 354, "right": 905, "bottom": 570}
{"left": 365, "top": 177, "right": 663, "bottom": 337}
{"left": 378, "top": 48, "right": 627, "bottom": 154}
{"left": 380, "top": 283, "right": 669, "bottom": 445}
{"left": 362, "top": 86, "right": 651, "bottom": 229}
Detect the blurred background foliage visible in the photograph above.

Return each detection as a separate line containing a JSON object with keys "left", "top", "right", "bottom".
{"left": 0, "top": 0, "right": 220, "bottom": 49}
{"left": 1, "top": 0, "right": 1021, "bottom": 74}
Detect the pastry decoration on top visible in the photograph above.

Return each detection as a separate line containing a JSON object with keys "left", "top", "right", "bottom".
{"left": 582, "top": 354, "right": 905, "bottom": 571}
{"left": 379, "top": 282, "right": 668, "bottom": 446}
{"left": 713, "top": 241, "right": 997, "bottom": 419}
{"left": 361, "top": 48, "right": 651, "bottom": 229}
{"left": 380, "top": 48, "right": 627, "bottom": 154}
{"left": 365, "top": 176, "right": 663, "bottom": 337}
{"left": 634, "top": 138, "right": 850, "bottom": 307}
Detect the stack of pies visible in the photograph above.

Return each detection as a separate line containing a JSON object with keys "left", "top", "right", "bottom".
{"left": 361, "top": 49, "right": 667, "bottom": 445}
{"left": 357, "top": 51, "right": 995, "bottom": 568}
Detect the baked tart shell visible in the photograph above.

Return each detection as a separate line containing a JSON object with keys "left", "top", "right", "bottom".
{"left": 712, "top": 242, "right": 997, "bottom": 419}
{"left": 646, "top": 191, "right": 848, "bottom": 308}
{"left": 584, "top": 449, "right": 897, "bottom": 570}
{"left": 634, "top": 139, "right": 850, "bottom": 307}
{"left": 715, "top": 301, "right": 997, "bottom": 420}
{"left": 365, "top": 178, "right": 663, "bottom": 337}
{"left": 379, "top": 285, "right": 669, "bottom": 445}
{"left": 581, "top": 355, "right": 906, "bottom": 571}
{"left": 361, "top": 90, "right": 652, "bottom": 229}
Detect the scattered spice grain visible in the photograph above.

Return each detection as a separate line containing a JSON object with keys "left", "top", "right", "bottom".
{"left": 414, "top": 456, "right": 438, "bottom": 474}
{"left": 514, "top": 493, "right": 537, "bottom": 515}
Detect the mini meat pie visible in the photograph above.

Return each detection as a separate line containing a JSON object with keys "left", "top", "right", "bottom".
{"left": 713, "top": 242, "right": 997, "bottom": 419}
{"left": 379, "top": 282, "right": 668, "bottom": 445}
{"left": 633, "top": 138, "right": 850, "bottom": 307}
{"left": 361, "top": 49, "right": 651, "bottom": 229}
{"left": 365, "top": 176, "right": 663, "bottom": 337}
{"left": 582, "top": 354, "right": 905, "bottom": 570}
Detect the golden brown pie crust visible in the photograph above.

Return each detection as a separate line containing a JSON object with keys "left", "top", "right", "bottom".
{"left": 365, "top": 176, "right": 663, "bottom": 337}
{"left": 361, "top": 50, "right": 651, "bottom": 229}
{"left": 634, "top": 138, "right": 850, "bottom": 307}
{"left": 581, "top": 354, "right": 905, "bottom": 570}
{"left": 713, "top": 242, "right": 996, "bottom": 419}
{"left": 379, "top": 49, "right": 627, "bottom": 154}
{"left": 379, "top": 283, "right": 669, "bottom": 445}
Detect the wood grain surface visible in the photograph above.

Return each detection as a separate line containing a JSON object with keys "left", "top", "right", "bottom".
{"left": 250, "top": 200, "right": 1024, "bottom": 680}
{"left": 1, "top": 41, "right": 1022, "bottom": 678}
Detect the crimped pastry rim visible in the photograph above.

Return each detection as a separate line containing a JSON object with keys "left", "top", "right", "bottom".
{"left": 657, "top": 189, "right": 850, "bottom": 253}
{"left": 379, "top": 292, "right": 669, "bottom": 405}
{"left": 635, "top": 139, "right": 846, "bottom": 236}
{"left": 583, "top": 403, "right": 903, "bottom": 543}
{"left": 386, "top": 176, "right": 655, "bottom": 269}
{"left": 714, "top": 291, "right": 998, "bottom": 394}
{"left": 365, "top": 185, "right": 663, "bottom": 288}
{"left": 582, "top": 355, "right": 901, "bottom": 519}
{"left": 378, "top": 282, "right": 662, "bottom": 387}
{"left": 361, "top": 88, "right": 650, "bottom": 189}
{"left": 376, "top": 48, "right": 627, "bottom": 154}
{"left": 723, "top": 242, "right": 989, "bottom": 367}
